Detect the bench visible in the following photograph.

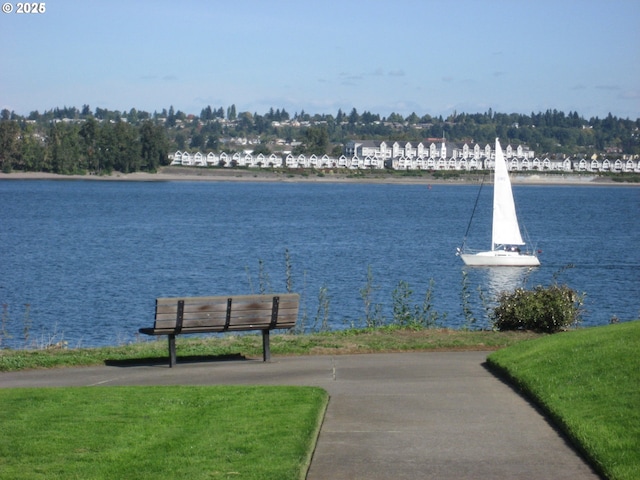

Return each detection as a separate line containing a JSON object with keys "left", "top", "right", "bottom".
{"left": 139, "top": 293, "right": 299, "bottom": 367}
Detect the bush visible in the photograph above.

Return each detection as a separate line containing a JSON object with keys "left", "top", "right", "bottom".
{"left": 492, "top": 284, "right": 583, "bottom": 333}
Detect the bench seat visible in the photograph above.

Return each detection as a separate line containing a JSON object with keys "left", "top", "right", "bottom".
{"left": 139, "top": 293, "right": 299, "bottom": 366}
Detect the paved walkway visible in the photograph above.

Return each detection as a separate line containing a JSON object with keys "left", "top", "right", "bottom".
{"left": 0, "top": 351, "right": 601, "bottom": 479}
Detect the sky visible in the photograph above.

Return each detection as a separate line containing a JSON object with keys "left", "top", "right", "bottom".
{"left": 1, "top": 0, "right": 639, "bottom": 120}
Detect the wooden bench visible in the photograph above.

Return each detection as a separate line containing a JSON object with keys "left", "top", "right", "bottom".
{"left": 139, "top": 293, "right": 299, "bottom": 367}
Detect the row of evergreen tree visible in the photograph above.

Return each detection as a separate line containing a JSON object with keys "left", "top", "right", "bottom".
{"left": 1, "top": 105, "right": 638, "bottom": 174}
{"left": 0, "top": 117, "right": 167, "bottom": 174}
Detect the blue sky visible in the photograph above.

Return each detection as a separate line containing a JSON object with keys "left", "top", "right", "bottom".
{"left": 1, "top": 0, "right": 639, "bottom": 119}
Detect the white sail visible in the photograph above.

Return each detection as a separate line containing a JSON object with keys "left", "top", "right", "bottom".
{"left": 491, "top": 139, "right": 524, "bottom": 248}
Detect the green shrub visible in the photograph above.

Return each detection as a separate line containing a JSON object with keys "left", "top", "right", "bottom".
{"left": 492, "top": 284, "right": 583, "bottom": 333}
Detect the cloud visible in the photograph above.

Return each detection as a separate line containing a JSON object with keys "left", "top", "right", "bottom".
{"left": 194, "top": 96, "right": 224, "bottom": 106}
{"left": 618, "top": 89, "right": 640, "bottom": 100}
{"left": 338, "top": 72, "right": 363, "bottom": 87}
{"left": 139, "top": 74, "right": 178, "bottom": 83}
{"left": 595, "top": 84, "right": 620, "bottom": 91}
{"left": 388, "top": 69, "right": 405, "bottom": 77}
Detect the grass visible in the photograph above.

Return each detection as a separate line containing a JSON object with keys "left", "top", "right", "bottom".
{"left": 0, "top": 327, "right": 542, "bottom": 372}
{"left": 4, "top": 324, "right": 637, "bottom": 477}
{"left": 487, "top": 320, "right": 640, "bottom": 480}
{"left": 0, "top": 385, "right": 328, "bottom": 480}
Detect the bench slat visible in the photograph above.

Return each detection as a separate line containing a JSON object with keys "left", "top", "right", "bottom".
{"left": 150, "top": 315, "right": 298, "bottom": 332}
{"left": 155, "top": 294, "right": 294, "bottom": 305}
{"left": 154, "top": 305, "right": 298, "bottom": 321}
{"left": 156, "top": 302, "right": 292, "bottom": 314}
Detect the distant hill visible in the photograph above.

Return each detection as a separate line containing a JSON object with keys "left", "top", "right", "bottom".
{"left": 1, "top": 106, "right": 638, "bottom": 175}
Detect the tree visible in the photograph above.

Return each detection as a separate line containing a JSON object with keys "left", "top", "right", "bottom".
{"left": 405, "top": 112, "right": 420, "bottom": 124}
{"left": 227, "top": 104, "right": 237, "bottom": 121}
{"left": 252, "top": 143, "right": 271, "bottom": 156}
{"left": 206, "top": 134, "right": 219, "bottom": 151}
{"left": 267, "top": 107, "right": 275, "bottom": 120}
{"left": 302, "top": 126, "right": 329, "bottom": 155}
{"left": 112, "top": 120, "right": 140, "bottom": 173}
{"left": 253, "top": 114, "right": 271, "bottom": 135}
{"left": 79, "top": 117, "right": 99, "bottom": 172}
{"left": 96, "top": 122, "right": 116, "bottom": 173}
{"left": 20, "top": 124, "right": 45, "bottom": 171}
{"left": 361, "top": 111, "right": 380, "bottom": 123}
{"left": 174, "top": 132, "right": 187, "bottom": 150}
{"left": 166, "top": 105, "right": 176, "bottom": 127}
{"left": 0, "top": 120, "right": 20, "bottom": 172}
{"left": 348, "top": 108, "right": 359, "bottom": 124}
{"left": 140, "top": 121, "right": 168, "bottom": 172}
{"left": 47, "top": 122, "right": 81, "bottom": 174}
{"left": 200, "top": 105, "right": 213, "bottom": 121}
{"left": 190, "top": 132, "right": 205, "bottom": 149}
{"left": 128, "top": 108, "right": 139, "bottom": 124}
{"left": 238, "top": 112, "right": 253, "bottom": 133}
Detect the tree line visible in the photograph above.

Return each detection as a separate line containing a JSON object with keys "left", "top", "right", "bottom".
{"left": 0, "top": 116, "right": 168, "bottom": 174}
{"left": 1, "top": 105, "right": 638, "bottom": 174}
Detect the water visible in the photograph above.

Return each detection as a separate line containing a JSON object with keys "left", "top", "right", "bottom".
{"left": 1, "top": 180, "right": 638, "bottom": 348}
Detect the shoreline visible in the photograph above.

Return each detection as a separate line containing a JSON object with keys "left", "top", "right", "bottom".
{"left": 0, "top": 167, "right": 636, "bottom": 186}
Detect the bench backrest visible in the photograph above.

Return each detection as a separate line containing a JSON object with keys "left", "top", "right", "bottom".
{"left": 154, "top": 293, "right": 299, "bottom": 333}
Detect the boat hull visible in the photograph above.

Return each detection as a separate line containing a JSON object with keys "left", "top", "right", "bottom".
{"left": 460, "top": 251, "right": 540, "bottom": 267}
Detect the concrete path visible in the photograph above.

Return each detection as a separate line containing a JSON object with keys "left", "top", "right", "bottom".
{"left": 0, "top": 351, "right": 601, "bottom": 479}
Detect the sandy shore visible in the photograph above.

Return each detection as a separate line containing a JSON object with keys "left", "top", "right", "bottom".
{"left": 0, "top": 167, "right": 634, "bottom": 186}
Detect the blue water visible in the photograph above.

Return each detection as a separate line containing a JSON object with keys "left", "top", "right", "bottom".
{"left": 1, "top": 180, "right": 638, "bottom": 348}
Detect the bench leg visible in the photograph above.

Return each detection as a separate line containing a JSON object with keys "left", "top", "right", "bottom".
{"left": 262, "top": 330, "right": 270, "bottom": 362}
{"left": 168, "top": 334, "right": 177, "bottom": 367}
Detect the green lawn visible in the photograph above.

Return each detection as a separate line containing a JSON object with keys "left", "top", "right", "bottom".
{"left": 487, "top": 321, "right": 640, "bottom": 480}
{"left": 0, "top": 386, "right": 328, "bottom": 480}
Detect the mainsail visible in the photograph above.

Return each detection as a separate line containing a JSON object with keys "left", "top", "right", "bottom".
{"left": 491, "top": 139, "right": 524, "bottom": 249}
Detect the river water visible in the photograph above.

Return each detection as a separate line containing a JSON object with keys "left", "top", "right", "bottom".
{"left": 1, "top": 179, "right": 638, "bottom": 348}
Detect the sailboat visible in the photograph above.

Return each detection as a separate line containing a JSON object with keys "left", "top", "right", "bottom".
{"left": 457, "top": 139, "right": 540, "bottom": 267}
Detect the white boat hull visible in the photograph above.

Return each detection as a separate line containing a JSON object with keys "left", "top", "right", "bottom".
{"left": 460, "top": 251, "right": 540, "bottom": 267}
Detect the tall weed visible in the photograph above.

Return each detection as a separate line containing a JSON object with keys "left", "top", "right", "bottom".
{"left": 312, "top": 284, "right": 331, "bottom": 332}
{"left": 1, "top": 304, "right": 11, "bottom": 347}
{"left": 460, "top": 270, "right": 477, "bottom": 329}
{"left": 392, "top": 279, "right": 444, "bottom": 328}
{"left": 359, "top": 265, "right": 385, "bottom": 328}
